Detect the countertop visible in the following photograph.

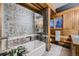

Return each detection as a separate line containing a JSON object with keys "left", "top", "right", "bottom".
{"left": 71, "top": 35, "right": 79, "bottom": 45}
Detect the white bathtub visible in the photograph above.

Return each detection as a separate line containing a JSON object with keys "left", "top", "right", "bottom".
{"left": 0, "top": 40, "right": 46, "bottom": 56}
{"left": 23, "top": 40, "right": 46, "bottom": 56}
{"left": 8, "top": 40, "right": 46, "bottom": 56}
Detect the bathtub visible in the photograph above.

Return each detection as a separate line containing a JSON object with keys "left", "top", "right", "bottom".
{"left": 1, "top": 40, "right": 46, "bottom": 56}
{"left": 11, "top": 40, "right": 46, "bottom": 56}
{"left": 24, "top": 40, "right": 46, "bottom": 56}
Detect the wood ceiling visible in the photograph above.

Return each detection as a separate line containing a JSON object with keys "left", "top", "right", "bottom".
{"left": 18, "top": 3, "right": 56, "bottom": 16}
{"left": 18, "top": 3, "right": 48, "bottom": 13}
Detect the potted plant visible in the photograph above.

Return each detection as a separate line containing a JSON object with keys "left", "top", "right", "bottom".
{"left": 7, "top": 46, "right": 27, "bottom": 56}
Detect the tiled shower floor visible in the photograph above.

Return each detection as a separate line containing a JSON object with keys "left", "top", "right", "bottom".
{"left": 42, "top": 44, "right": 71, "bottom": 56}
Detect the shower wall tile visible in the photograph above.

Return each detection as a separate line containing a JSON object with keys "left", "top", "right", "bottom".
{"left": 2, "top": 3, "right": 37, "bottom": 48}
{"left": 8, "top": 37, "right": 30, "bottom": 48}
{"left": 3, "top": 3, "right": 35, "bottom": 37}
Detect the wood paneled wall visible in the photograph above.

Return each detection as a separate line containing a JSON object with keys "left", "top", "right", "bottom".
{"left": 51, "top": 8, "right": 79, "bottom": 37}
{"left": 62, "top": 10, "right": 79, "bottom": 36}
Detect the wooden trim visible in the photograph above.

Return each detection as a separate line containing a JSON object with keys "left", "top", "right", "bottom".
{"left": 18, "top": 3, "right": 41, "bottom": 14}
{"left": 36, "top": 3, "right": 44, "bottom": 8}
{"left": 31, "top": 3, "right": 43, "bottom": 10}
{"left": 38, "top": 3, "right": 48, "bottom": 8}
{"left": 25, "top": 3, "right": 41, "bottom": 11}
{"left": 48, "top": 7, "right": 51, "bottom": 51}
{"left": 50, "top": 28, "right": 63, "bottom": 30}
{"left": 47, "top": 3, "right": 56, "bottom": 13}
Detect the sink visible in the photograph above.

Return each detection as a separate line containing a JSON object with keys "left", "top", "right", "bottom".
{"left": 71, "top": 35, "right": 79, "bottom": 45}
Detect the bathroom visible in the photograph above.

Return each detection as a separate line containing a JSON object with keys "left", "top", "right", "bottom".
{"left": 0, "top": 3, "right": 79, "bottom": 56}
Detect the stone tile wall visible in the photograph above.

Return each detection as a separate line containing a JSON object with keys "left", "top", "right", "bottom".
{"left": 3, "top": 3, "right": 35, "bottom": 37}
{"left": 8, "top": 36, "right": 36, "bottom": 48}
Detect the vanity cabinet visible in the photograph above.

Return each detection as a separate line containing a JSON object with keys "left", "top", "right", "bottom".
{"left": 76, "top": 45, "right": 79, "bottom": 56}
{"left": 71, "top": 35, "right": 79, "bottom": 56}
{"left": 71, "top": 44, "right": 79, "bottom": 56}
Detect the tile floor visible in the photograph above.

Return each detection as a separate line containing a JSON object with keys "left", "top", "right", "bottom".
{"left": 42, "top": 44, "right": 71, "bottom": 56}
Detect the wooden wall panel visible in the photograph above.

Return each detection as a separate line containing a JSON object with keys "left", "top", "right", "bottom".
{"left": 63, "top": 12, "right": 73, "bottom": 29}
{"left": 63, "top": 10, "right": 79, "bottom": 36}
{"left": 74, "top": 10, "right": 79, "bottom": 30}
